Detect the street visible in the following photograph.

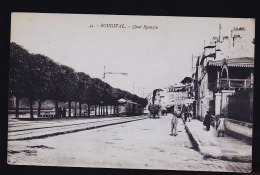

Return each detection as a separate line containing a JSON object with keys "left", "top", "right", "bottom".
{"left": 7, "top": 114, "right": 251, "bottom": 172}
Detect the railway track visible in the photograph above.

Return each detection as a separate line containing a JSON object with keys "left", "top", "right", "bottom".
{"left": 8, "top": 115, "right": 149, "bottom": 141}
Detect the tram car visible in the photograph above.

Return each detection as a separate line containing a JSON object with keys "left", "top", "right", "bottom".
{"left": 117, "top": 99, "right": 143, "bottom": 116}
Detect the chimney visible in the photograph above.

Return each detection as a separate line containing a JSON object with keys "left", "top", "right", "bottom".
{"left": 219, "top": 23, "right": 222, "bottom": 42}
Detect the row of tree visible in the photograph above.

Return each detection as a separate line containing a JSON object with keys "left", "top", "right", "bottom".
{"left": 9, "top": 42, "right": 148, "bottom": 118}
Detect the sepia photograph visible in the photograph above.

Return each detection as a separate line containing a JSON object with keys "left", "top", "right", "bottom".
{"left": 7, "top": 13, "right": 255, "bottom": 173}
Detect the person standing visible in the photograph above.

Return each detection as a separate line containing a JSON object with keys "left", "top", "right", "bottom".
{"left": 171, "top": 111, "right": 178, "bottom": 136}
{"left": 203, "top": 111, "right": 211, "bottom": 131}
{"left": 188, "top": 110, "right": 192, "bottom": 122}
{"left": 184, "top": 112, "right": 189, "bottom": 122}
{"left": 217, "top": 114, "right": 225, "bottom": 137}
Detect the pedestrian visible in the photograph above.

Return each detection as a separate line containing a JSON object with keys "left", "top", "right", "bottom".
{"left": 217, "top": 114, "right": 225, "bottom": 137}
{"left": 188, "top": 110, "right": 192, "bottom": 122}
{"left": 203, "top": 111, "right": 211, "bottom": 131}
{"left": 62, "top": 107, "right": 66, "bottom": 117}
{"left": 171, "top": 111, "right": 178, "bottom": 136}
{"left": 184, "top": 112, "right": 189, "bottom": 122}
{"left": 182, "top": 105, "right": 187, "bottom": 122}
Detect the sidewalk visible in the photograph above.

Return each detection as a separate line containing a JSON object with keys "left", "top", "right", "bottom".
{"left": 183, "top": 118, "right": 252, "bottom": 163}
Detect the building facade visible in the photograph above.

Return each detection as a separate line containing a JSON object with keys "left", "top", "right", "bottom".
{"left": 193, "top": 26, "right": 254, "bottom": 122}
{"left": 167, "top": 83, "right": 190, "bottom": 112}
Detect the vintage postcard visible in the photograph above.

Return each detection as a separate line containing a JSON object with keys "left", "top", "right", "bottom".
{"left": 8, "top": 13, "right": 255, "bottom": 173}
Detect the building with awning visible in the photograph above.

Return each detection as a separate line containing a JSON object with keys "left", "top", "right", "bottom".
{"left": 195, "top": 55, "right": 254, "bottom": 119}
{"left": 192, "top": 25, "right": 254, "bottom": 144}
{"left": 207, "top": 57, "right": 254, "bottom": 92}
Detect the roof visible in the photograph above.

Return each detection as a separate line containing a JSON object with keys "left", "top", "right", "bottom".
{"left": 207, "top": 57, "right": 254, "bottom": 68}
{"left": 169, "top": 83, "right": 185, "bottom": 88}
{"left": 118, "top": 98, "right": 138, "bottom": 104}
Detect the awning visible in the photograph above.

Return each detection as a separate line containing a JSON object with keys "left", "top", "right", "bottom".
{"left": 204, "top": 45, "right": 215, "bottom": 49}
{"left": 184, "top": 99, "right": 194, "bottom": 104}
{"left": 208, "top": 57, "right": 254, "bottom": 67}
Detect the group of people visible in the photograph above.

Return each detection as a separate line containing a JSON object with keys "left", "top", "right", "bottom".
{"left": 182, "top": 105, "right": 193, "bottom": 123}
{"left": 170, "top": 108, "right": 226, "bottom": 137}
{"left": 203, "top": 111, "right": 225, "bottom": 137}
{"left": 56, "top": 107, "right": 66, "bottom": 118}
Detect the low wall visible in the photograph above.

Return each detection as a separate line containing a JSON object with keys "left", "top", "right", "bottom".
{"left": 225, "top": 118, "right": 253, "bottom": 145}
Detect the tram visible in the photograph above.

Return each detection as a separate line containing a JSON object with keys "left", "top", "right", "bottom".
{"left": 117, "top": 99, "right": 144, "bottom": 116}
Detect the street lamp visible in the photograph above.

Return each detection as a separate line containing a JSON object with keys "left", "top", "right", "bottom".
{"left": 133, "top": 82, "right": 135, "bottom": 93}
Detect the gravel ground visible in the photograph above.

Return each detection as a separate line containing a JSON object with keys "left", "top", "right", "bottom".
{"left": 7, "top": 114, "right": 251, "bottom": 172}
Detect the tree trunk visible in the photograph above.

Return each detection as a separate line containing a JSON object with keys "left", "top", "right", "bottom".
{"left": 79, "top": 102, "right": 82, "bottom": 116}
{"left": 68, "top": 101, "right": 71, "bottom": 117}
{"left": 95, "top": 105, "right": 97, "bottom": 116}
{"left": 74, "top": 102, "right": 77, "bottom": 117}
{"left": 113, "top": 105, "right": 116, "bottom": 115}
{"left": 99, "top": 105, "right": 101, "bottom": 117}
{"left": 55, "top": 100, "right": 58, "bottom": 117}
{"left": 30, "top": 99, "right": 34, "bottom": 118}
{"left": 37, "top": 100, "right": 41, "bottom": 117}
{"left": 106, "top": 105, "right": 108, "bottom": 116}
{"left": 88, "top": 104, "right": 90, "bottom": 117}
{"left": 15, "top": 97, "right": 20, "bottom": 118}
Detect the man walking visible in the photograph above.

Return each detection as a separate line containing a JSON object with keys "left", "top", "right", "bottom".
{"left": 203, "top": 111, "right": 211, "bottom": 131}
{"left": 183, "top": 105, "right": 190, "bottom": 122}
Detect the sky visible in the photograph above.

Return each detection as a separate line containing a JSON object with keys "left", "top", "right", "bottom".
{"left": 10, "top": 13, "right": 255, "bottom": 97}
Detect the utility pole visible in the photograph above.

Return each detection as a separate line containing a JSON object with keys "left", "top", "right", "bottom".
{"left": 133, "top": 85, "right": 149, "bottom": 97}
{"left": 191, "top": 54, "right": 194, "bottom": 73}
{"left": 133, "top": 82, "right": 135, "bottom": 93}
{"left": 103, "top": 66, "right": 128, "bottom": 82}
{"left": 191, "top": 55, "right": 199, "bottom": 74}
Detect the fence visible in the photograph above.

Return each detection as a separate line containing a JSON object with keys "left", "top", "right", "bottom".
{"left": 227, "top": 89, "right": 253, "bottom": 123}
{"left": 220, "top": 78, "right": 252, "bottom": 89}
{"left": 208, "top": 78, "right": 252, "bottom": 91}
